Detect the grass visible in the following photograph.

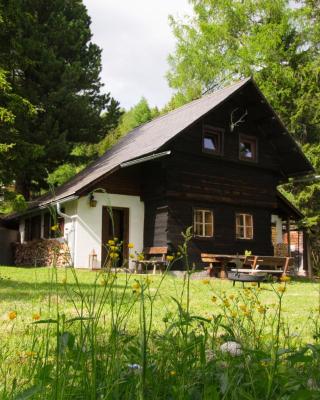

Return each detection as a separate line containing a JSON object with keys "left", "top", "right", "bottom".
{"left": 1, "top": 262, "right": 320, "bottom": 399}
{"left": 0, "top": 266, "right": 319, "bottom": 336}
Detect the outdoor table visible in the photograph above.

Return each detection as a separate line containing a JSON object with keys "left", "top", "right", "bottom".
{"left": 212, "top": 255, "right": 245, "bottom": 279}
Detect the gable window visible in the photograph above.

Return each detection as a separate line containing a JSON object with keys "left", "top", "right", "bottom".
{"left": 194, "top": 209, "right": 214, "bottom": 237}
{"left": 202, "top": 126, "right": 223, "bottom": 155}
{"left": 239, "top": 134, "right": 257, "bottom": 161}
{"left": 236, "top": 213, "right": 253, "bottom": 240}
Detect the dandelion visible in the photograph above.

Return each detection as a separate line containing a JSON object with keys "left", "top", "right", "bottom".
{"left": 8, "top": 311, "right": 17, "bottom": 320}
{"left": 166, "top": 255, "right": 174, "bottom": 262}
{"left": 280, "top": 275, "right": 291, "bottom": 282}
{"left": 277, "top": 285, "right": 286, "bottom": 293}
{"left": 170, "top": 370, "right": 177, "bottom": 376}
{"left": 202, "top": 278, "right": 210, "bottom": 285}
{"left": 32, "top": 313, "right": 40, "bottom": 321}
{"left": 128, "top": 243, "right": 134, "bottom": 249}
{"left": 211, "top": 296, "right": 217, "bottom": 303}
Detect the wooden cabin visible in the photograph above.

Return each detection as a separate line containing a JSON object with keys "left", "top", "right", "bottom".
{"left": 5, "top": 78, "right": 314, "bottom": 268}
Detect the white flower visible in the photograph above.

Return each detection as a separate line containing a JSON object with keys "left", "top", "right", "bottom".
{"left": 220, "top": 341, "right": 242, "bottom": 356}
{"left": 128, "top": 363, "right": 142, "bottom": 373}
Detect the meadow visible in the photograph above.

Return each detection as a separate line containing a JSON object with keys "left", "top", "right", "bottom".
{"left": 1, "top": 264, "right": 320, "bottom": 399}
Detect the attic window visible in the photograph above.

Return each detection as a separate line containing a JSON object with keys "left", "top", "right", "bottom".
{"left": 239, "top": 134, "right": 257, "bottom": 161}
{"left": 202, "top": 126, "right": 223, "bottom": 155}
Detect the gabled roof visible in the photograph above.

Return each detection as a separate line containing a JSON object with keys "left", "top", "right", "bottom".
{"left": 7, "top": 77, "right": 315, "bottom": 214}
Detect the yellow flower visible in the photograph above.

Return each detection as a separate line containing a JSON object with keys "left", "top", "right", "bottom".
{"left": 170, "top": 370, "right": 176, "bottom": 376}
{"left": 8, "top": 311, "right": 17, "bottom": 320}
{"left": 25, "top": 351, "right": 36, "bottom": 357}
{"left": 277, "top": 285, "right": 286, "bottom": 293}
{"left": 280, "top": 275, "right": 291, "bottom": 282}
{"left": 239, "top": 304, "right": 247, "bottom": 312}
{"left": 128, "top": 243, "right": 134, "bottom": 249}
{"left": 223, "top": 299, "right": 231, "bottom": 308}
{"left": 211, "top": 296, "right": 217, "bottom": 303}
{"left": 243, "top": 310, "right": 251, "bottom": 317}
{"left": 229, "top": 294, "right": 235, "bottom": 300}
{"left": 257, "top": 306, "right": 266, "bottom": 314}
{"left": 251, "top": 282, "right": 258, "bottom": 287}
{"left": 202, "top": 279, "right": 210, "bottom": 285}
{"left": 230, "top": 311, "right": 237, "bottom": 318}
{"left": 166, "top": 255, "right": 174, "bottom": 262}
{"left": 129, "top": 253, "right": 135, "bottom": 259}
{"left": 132, "top": 282, "right": 140, "bottom": 290}
{"left": 32, "top": 313, "right": 41, "bottom": 321}
{"left": 108, "top": 239, "right": 115, "bottom": 246}
{"left": 110, "top": 245, "right": 117, "bottom": 251}
{"left": 138, "top": 253, "right": 145, "bottom": 261}
{"left": 109, "top": 252, "right": 119, "bottom": 259}
{"left": 50, "top": 224, "right": 59, "bottom": 231}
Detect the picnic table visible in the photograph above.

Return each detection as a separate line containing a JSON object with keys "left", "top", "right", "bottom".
{"left": 201, "top": 254, "right": 245, "bottom": 278}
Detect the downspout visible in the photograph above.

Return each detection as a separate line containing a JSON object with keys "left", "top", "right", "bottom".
{"left": 57, "top": 202, "right": 76, "bottom": 267}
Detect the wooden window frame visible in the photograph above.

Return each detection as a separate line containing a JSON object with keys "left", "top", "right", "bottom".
{"left": 239, "top": 134, "right": 258, "bottom": 162}
{"left": 193, "top": 208, "right": 214, "bottom": 238}
{"left": 202, "top": 125, "right": 224, "bottom": 156}
{"left": 235, "top": 213, "right": 254, "bottom": 240}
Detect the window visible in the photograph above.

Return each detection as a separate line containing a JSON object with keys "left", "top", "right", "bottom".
{"left": 194, "top": 209, "right": 214, "bottom": 237}
{"left": 239, "top": 134, "right": 257, "bottom": 161}
{"left": 236, "top": 213, "right": 253, "bottom": 240}
{"left": 203, "top": 126, "right": 223, "bottom": 155}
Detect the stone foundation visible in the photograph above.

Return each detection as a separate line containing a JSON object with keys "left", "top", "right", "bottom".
{"left": 14, "top": 239, "right": 71, "bottom": 267}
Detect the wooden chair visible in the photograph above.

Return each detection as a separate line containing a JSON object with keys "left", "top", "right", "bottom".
{"left": 133, "top": 246, "right": 168, "bottom": 274}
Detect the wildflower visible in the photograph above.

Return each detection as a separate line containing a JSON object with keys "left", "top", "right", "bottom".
{"left": 251, "top": 282, "right": 258, "bottom": 287}
{"left": 202, "top": 278, "right": 210, "bottom": 285}
{"left": 50, "top": 224, "right": 59, "bottom": 231}
{"left": 25, "top": 351, "right": 36, "bottom": 357}
{"left": 277, "top": 285, "right": 286, "bottom": 293}
{"left": 108, "top": 239, "right": 115, "bottom": 246}
{"left": 8, "top": 311, "right": 17, "bottom": 320}
{"left": 166, "top": 255, "right": 174, "bottom": 262}
{"left": 109, "top": 252, "right": 119, "bottom": 260}
{"left": 223, "top": 299, "right": 231, "bottom": 308}
{"left": 280, "top": 275, "right": 291, "bottom": 282}
{"left": 230, "top": 311, "right": 237, "bottom": 318}
{"left": 138, "top": 253, "right": 145, "bottom": 261}
{"left": 220, "top": 341, "right": 242, "bottom": 356}
{"left": 257, "top": 306, "right": 266, "bottom": 314}
{"left": 129, "top": 253, "right": 135, "bottom": 259}
{"left": 110, "top": 245, "right": 117, "bottom": 251}
{"left": 239, "top": 304, "right": 247, "bottom": 312}
{"left": 229, "top": 294, "right": 235, "bottom": 300}
{"left": 128, "top": 243, "right": 134, "bottom": 249}
{"left": 170, "top": 370, "right": 176, "bottom": 376}
{"left": 132, "top": 282, "right": 140, "bottom": 290}
{"left": 32, "top": 313, "right": 41, "bottom": 321}
{"left": 243, "top": 310, "right": 251, "bottom": 317}
{"left": 211, "top": 296, "right": 217, "bottom": 303}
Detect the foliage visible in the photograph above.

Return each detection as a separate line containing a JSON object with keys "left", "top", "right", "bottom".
{"left": 98, "top": 97, "right": 159, "bottom": 155}
{"left": 46, "top": 163, "right": 86, "bottom": 187}
{"left": 0, "top": 0, "right": 122, "bottom": 198}
{"left": 167, "top": 0, "right": 320, "bottom": 142}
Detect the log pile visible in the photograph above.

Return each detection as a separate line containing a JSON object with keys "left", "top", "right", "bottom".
{"left": 14, "top": 239, "right": 71, "bottom": 267}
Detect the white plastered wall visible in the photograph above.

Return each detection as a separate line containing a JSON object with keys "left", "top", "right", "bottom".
{"left": 73, "top": 193, "right": 144, "bottom": 268}
{"left": 271, "top": 214, "right": 283, "bottom": 244}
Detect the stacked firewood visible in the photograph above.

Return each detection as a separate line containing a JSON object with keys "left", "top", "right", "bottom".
{"left": 14, "top": 239, "right": 71, "bottom": 267}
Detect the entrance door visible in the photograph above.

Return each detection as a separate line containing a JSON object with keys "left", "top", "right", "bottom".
{"left": 101, "top": 206, "right": 129, "bottom": 267}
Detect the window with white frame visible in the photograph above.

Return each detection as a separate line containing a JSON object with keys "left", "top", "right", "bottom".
{"left": 193, "top": 209, "right": 214, "bottom": 237}
{"left": 236, "top": 213, "right": 253, "bottom": 239}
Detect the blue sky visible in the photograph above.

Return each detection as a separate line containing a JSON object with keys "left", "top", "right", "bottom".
{"left": 83, "top": 0, "right": 192, "bottom": 110}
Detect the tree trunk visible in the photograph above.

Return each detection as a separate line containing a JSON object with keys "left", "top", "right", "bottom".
{"left": 15, "top": 178, "right": 30, "bottom": 200}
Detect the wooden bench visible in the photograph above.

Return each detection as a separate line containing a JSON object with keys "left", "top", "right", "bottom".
{"left": 252, "top": 256, "right": 294, "bottom": 276}
{"left": 201, "top": 253, "right": 245, "bottom": 278}
{"left": 133, "top": 246, "right": 168, "bottom": 274}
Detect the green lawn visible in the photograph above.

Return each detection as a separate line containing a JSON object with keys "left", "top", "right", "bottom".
{"left": 0, "top": 266, "right": 319, "bottom": 338}
{"left": 1, "top": 266, "right": 320, "bottom": 399}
